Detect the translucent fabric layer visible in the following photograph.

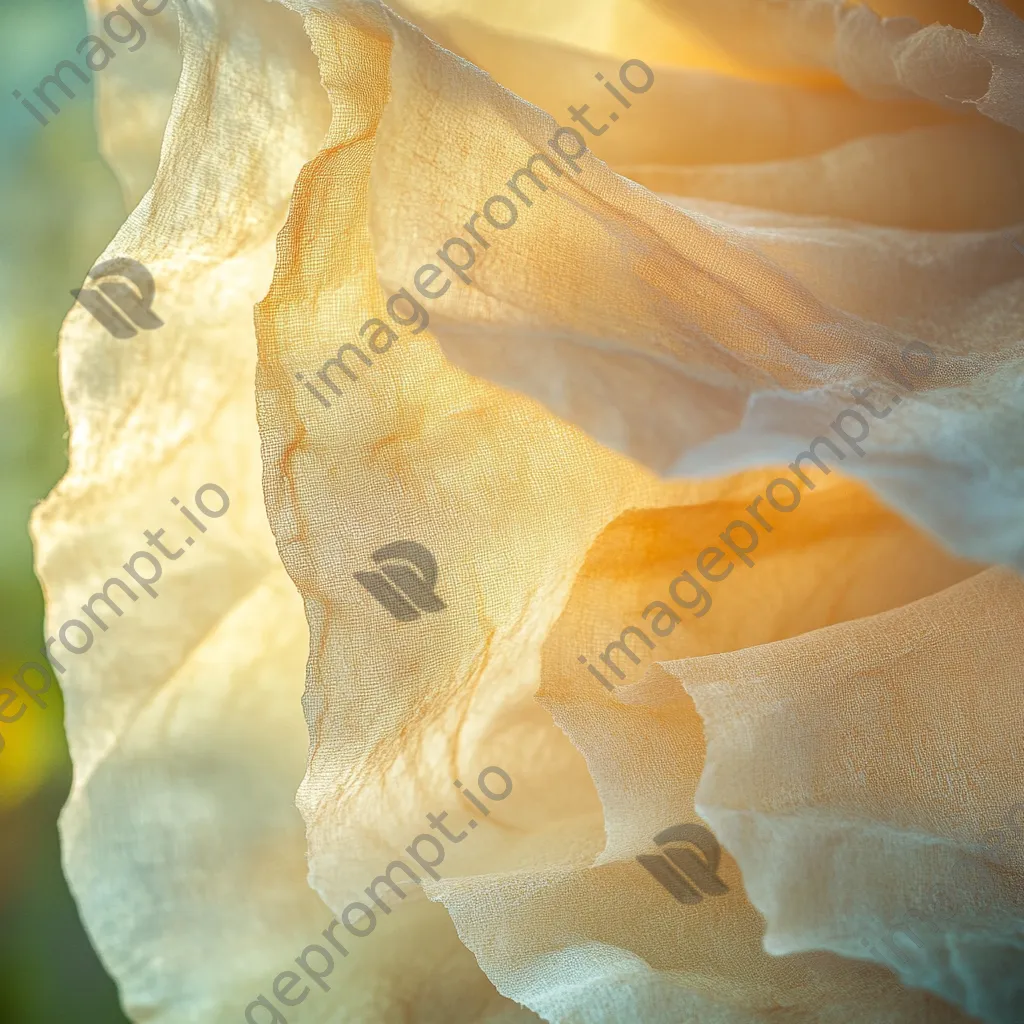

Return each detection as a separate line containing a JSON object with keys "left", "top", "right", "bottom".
{"left": 34, "top": 0, "right": 1024, "bottom": 1022}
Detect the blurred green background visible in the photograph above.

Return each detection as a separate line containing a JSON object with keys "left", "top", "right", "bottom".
{"left": 1, "top": 1, "right": 132, "bottom": 1020}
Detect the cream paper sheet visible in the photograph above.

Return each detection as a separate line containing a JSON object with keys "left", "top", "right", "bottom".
{"left": 33, "top": 0, "right": 1023, "bottom": 1021}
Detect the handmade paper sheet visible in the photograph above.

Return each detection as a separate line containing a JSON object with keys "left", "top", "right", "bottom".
{"left": 33, "top": 0, "right": 1024, "bottom": 1021}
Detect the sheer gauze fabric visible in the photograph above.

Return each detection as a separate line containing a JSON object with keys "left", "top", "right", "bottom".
{"left": 33, "top": 0, "right": 1023, "bottom": 1021}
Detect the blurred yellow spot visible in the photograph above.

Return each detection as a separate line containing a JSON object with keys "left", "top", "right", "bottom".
{"left": 0, "top": 660, "right": 65, "bottom": 810}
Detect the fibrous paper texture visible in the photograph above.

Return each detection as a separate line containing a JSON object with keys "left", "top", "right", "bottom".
{"left": 34, "top": 0, "right": 1024, "bottom": 1021}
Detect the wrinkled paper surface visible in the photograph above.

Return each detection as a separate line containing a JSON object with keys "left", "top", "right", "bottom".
{"left": 34, "top": 0, "right": 1024, "bottom": 1021}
